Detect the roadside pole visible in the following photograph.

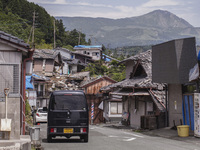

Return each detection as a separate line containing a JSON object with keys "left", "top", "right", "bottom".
{"left": 91, "top": 102, "right": 94, "bottom": 125}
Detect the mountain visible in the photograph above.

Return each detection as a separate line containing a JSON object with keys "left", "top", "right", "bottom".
{"left": 56, "top": 10, "right": 200, "bottom": 48}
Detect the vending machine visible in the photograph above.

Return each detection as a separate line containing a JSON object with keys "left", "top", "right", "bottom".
{"left": 194, "top": 93, "right": 200, "bottom": 137}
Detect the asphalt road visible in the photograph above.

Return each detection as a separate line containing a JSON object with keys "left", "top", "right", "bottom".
{"left": 37, "top": 123, "right": 200, "bottom": 150}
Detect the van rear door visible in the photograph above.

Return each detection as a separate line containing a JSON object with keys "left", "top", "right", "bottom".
{"left": 48, "top": 94, "right": 88, "bottom": 127}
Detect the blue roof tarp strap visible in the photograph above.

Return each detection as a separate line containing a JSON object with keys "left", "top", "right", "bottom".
{"left": 26, "top": 76, "right": 34, "bottom": 89}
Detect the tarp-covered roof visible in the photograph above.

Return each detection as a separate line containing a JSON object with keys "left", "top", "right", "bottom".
{"left": 32, "top": 73, "right": 50, "bottom": 81}
{"left": 74, "top": 45, "right": 102, "bottom": 49}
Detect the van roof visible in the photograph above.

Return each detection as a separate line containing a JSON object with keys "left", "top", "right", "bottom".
{"left": 52, "top": 90, "right": 85, "bottom": 96}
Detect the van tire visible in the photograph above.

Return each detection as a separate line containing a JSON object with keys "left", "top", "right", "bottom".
{"left": 83, "top": 135, "right": 88, "bottom": 143}
{"left": 47, "top": 135, "right": 52, "bottom": 143}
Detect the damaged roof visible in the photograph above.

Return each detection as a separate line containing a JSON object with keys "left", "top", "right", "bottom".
{"left": 67, "top": 59, "right": 86, "bottom": 66}
{"left": 102, "top": 50, "right": 164, "bottom": 90}
{"left": 80, "top": 76, "right": 116, "bottom": 88}
{"left": 33, "top": 49, "right": 59, "bottom": 59}
{"left": 100, "top": 50, "right": 166, "bottom": 111}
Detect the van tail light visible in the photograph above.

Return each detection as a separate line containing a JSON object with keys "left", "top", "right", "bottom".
{"left": 81, "top": 128, "right": 87, "bottom": 133}
{"left": 50, "top": 128, "right": 57, "bottom": 133}
{"left": 36, "top": 113, "right": 39, "bottom": 117}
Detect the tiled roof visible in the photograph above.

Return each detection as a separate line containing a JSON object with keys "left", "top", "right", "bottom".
{"left": 0, "top": 31, "right": 30, "bottom": 49}
{"left": 100, "top": 50, "right": 166, "bottom": 111}
{"left": 55, "top": 47, "right": 72, "bottom": 54}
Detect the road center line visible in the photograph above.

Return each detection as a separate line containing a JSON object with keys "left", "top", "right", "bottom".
{"left": 123, "top": 138, "right": 136, "bottom": 141}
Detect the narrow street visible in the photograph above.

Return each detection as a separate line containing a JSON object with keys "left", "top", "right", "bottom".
{"left": 38, "top": 124, "right": 200, "bottom": 150}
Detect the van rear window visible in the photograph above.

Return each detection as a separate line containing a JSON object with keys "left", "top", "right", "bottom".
{"left": 51, "top": 95, "right": 86, "bottom": 110}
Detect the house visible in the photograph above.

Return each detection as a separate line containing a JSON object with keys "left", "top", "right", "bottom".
{"left": 55, "top": 47, "right": 72, "bottom": 75}
{"left": 80, "top": 76, "right": 116, "bottom": 124}
{"left": 26, "top": 75, "right": 37, "bottom": 108}
{"left": 101, "top": 50, "right": 166, "bottom": 129}
{"left": 32, "top": 73, "right": 51, "bottom": 108}
{"left": 0, "top": 31, "right": 31, "bottom": 137}
{"left": 100, "top": 84, "right": 123, "bottom": 123}
{"left": 152, "top": 37, "right": 198, "bottom": 130}
{"left": 33, "top": 49, "right": 63, "bottom": 76}
{"left": 55, "top": 48, "right": 93, "bottom": 75}
{"left": 66, "top": 52, "right": 93, "bottom": 74}
{"left": 74, "top": 45, "right": 102, "bottom": 61}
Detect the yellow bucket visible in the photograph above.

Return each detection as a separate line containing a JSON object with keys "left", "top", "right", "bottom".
{"left": 177, "top": 125, "right": 189, "bottom": 137}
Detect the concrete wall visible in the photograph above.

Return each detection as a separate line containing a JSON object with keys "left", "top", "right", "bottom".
{"left": 76, "top": 49, "right": 101, "bottom": 61}
{"left": 129, "top": 98, "right": 146, "bottom": 128}
{"left": 0, "top": 44, "right": 22, "bottom": 139}
{"left": 0, "top": 97, "right": 20, "bottom": 139}
{"left": 168, "top": 84, "right": 183, "bottom": 127}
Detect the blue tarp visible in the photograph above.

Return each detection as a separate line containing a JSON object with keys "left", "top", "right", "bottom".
{"left": 74, "top": 45, "right": 102, "bottom": 49}
{"left": 32, "top": 73, "right": 40, "bottom": 78}
{"left": 182, "top": 95, "right": 194, "bottom": 131}
{"left": 102, "top": 54, "right": 111, "bottom": 62}
{"left": 26, "top": 76, "right": 34, "bottom": 89}
{"left": 198, "top": 50, "right": 200, "bottom": 61}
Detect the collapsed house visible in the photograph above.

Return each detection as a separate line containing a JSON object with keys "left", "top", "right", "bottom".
{"left": 80, "top": 76, "right": 116, "bottom": 124}
{"left": 101, "top": 50, "right": 166, "bottom": 129}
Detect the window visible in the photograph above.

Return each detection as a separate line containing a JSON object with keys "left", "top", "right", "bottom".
{"left": 0, "top": 64, "right": 20, "bottom": 96}
{"left": 51, "top": 95, "right": 86, "bottom": 110}
{"left": 92, "top": 52, "right": 99, "bottom": 56}
{"left": 110, "top": 102, "right": 122, "bottom": 114}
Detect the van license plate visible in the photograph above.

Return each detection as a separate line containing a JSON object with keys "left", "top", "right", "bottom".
{"left": 64, "top": 128, "right": 73, "bottom": 133}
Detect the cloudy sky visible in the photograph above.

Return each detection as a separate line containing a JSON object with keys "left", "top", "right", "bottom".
{"left": 27, "top": 0, "right": 200, "bottom": 27}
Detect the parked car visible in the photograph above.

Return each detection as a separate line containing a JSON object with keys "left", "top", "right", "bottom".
{"left": 47, "top": 90, "right": 89, "bottom": 143}
{"left": 35, "top": 107, "right": 48, "bottom": 124}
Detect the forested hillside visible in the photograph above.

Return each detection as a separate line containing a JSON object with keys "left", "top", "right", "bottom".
{"left": 0, "top": 0, "right": 89, "bottom": 49}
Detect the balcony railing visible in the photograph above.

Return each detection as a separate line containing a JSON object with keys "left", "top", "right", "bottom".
{"left": 36, "top": 91, "right": 51, "bottom": 98}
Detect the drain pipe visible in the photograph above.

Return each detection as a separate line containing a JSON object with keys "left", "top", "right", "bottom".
{"left": 22, "top": 50, "right": 33, "bottom": 135}
{"left": 165, "top": 84, "right": 168, "bottom": 127}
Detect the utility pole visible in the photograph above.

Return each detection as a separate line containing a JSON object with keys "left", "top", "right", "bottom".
{"left": 54, "top": 19, "right": 56, "bottom": 49}
{"left": 89, "top": 35, "right": 93, "bottom": 45}
{"left": 78, "top": 29, "right": 82, "bottom": 45}
{"left": 32, "top": 11, "right": 36, "bottom": 48}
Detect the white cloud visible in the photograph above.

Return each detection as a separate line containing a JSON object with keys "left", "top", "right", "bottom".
{"left": 54, "top": 0, "right": 67, "bottom": 4}
{"left": 142, "top": 0, "right": 180, "bottom": 7}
